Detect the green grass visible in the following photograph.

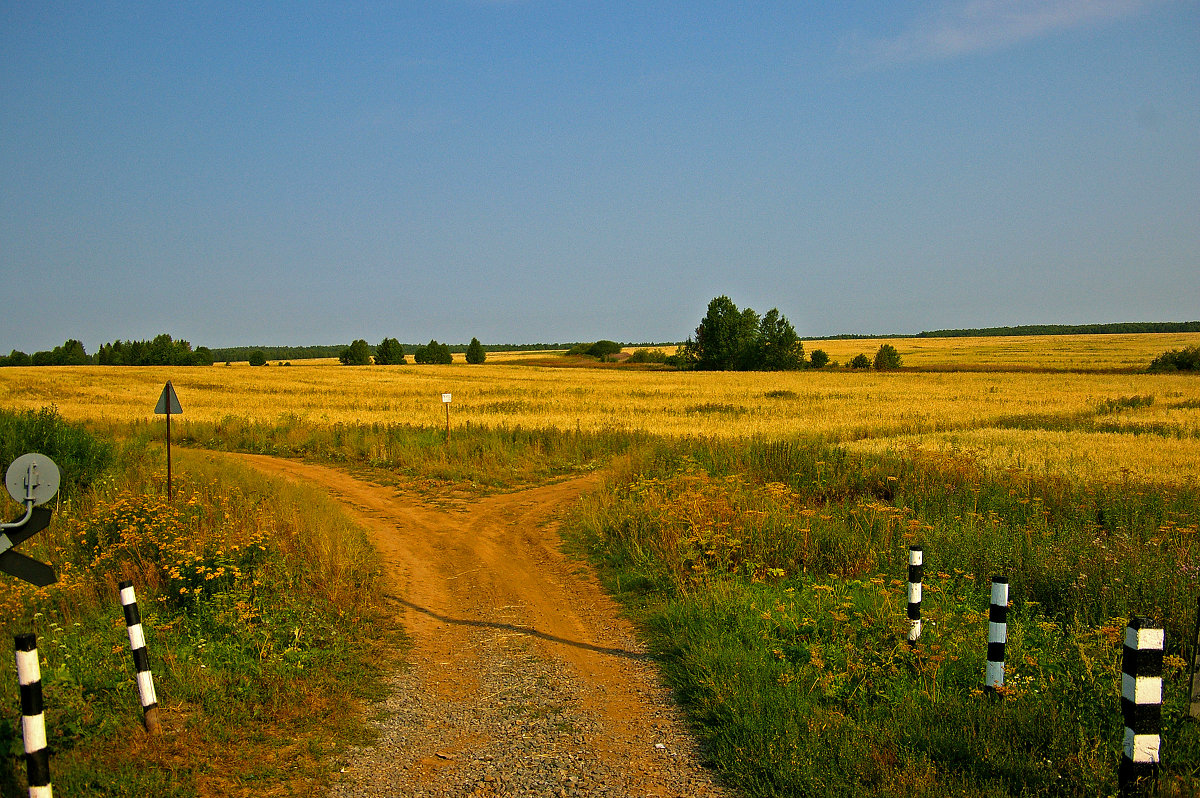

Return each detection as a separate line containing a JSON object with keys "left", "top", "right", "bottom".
{"left": 565, "top": 438, "right": 1200, "bottom": 796}
{"left": 0, "top": 415, "right": 399, "bottom": 797}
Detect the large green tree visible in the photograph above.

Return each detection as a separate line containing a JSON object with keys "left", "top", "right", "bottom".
{"left": 375, "top": 337, "right": 406, "bottom": 365}
{"left": 414, "top": 340, "right": 452, "bottom": 365}
{"left": 339, "top": 339, "right": 372, "bottom": 366}
{"left": 684, "top": 296, "right": 762, "bottom": 371}
{"left": 758, "top": 309, "right": 805, "bottom": 371}
{"left": 465, "top": 337, "right": 486, "bottom": 364}
{"left": 683, "top": 296, "right": 804, "bottom": 371}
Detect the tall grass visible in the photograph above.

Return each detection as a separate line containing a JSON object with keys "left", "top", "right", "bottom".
{"left": 0, "top": 418, "right": 396, "bottom": 796}
{"left": 566, "top": 438, "right": 1200, "bottom": 796}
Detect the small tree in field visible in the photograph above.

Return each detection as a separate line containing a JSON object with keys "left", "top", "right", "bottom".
{"left": 248, "top": 350, "right": 267, "bottom": 366}
{"left": 375, "top": 337, "right": 406, "bottom": 365}
{"left": 465, "top": 338, "right": 486, "bottom": 364}
{"left": 339, "top": 339, "right": 371, "bottom": 366}
{"left": 849, "top": 353, "right": 871, "bottom": 370}
{"left": 414, "top": 340, "right": 452, "bottom": 365}
{"left": 809, "top": 349, "right": 830, "bottom": 369}
{"left": 874, "top": 344, "right": 902, "bottom": 371}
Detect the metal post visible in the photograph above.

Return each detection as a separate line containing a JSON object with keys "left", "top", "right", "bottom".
{"left": 165, "top": 407, "right": 172, "bottom": 500}
{"left": 907, "top": 546, "right": 923, "bottom": 642}
{"left": 1120, "top": 616, "right": 1162, "bottom": 797}
{"left": 15, "top": 633, "right": 52, "bottom": 797}
{"left": 985, "top": 576, "right": 1008, "bottom": 693}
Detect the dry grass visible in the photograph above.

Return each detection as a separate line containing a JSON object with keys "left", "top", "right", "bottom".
{"left": 0, "top": 332, "right": 1197, "bottom": 486}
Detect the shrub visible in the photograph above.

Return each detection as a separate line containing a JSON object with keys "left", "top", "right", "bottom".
{"left": 248, "top": 350, "right": 267, "bottom": 367}
{"left": 809, "top": 349, "right": 830, "bottom": 369}
{"left": 588, "top": 340, "right": 623, "bottom": 359}
{"left": 0, "top": 407, "right": 113, "bottom": 498}
{"left": 849, "top": 353, "right": 871, "bottom": 369}
{"left": 874, "top": 343, "right": 902, "bottom": 370}
{"left": 627, "top": 348, "right": 670, "bottom": 364}
{"left": 465, "top": 337, "right": 486, "bottom": 365}
{"left": 1149, "top": 345, "right": 1200, "bottom": 372}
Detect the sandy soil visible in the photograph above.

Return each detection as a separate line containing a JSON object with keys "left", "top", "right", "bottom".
{"left": 236, "top": 455, "right": 728, "bottom": 797}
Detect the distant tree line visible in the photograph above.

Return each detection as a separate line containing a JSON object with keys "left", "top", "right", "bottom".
{"left": 917, "top": 321, "right": 1200, "bottom": 338}
{"left": 1, "top": 335, "right": 212, "bottom": 367}
{"left": 334, "top": 337, "right": 488, "bottom": 366}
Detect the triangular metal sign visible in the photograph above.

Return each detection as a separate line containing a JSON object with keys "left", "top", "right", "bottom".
{"left": 154, "top": 381, "right": 183, "bottom": 415}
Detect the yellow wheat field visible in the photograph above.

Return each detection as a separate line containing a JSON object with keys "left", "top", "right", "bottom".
{"left": 0, "top": 333, "right": 1196, "bottom": 485}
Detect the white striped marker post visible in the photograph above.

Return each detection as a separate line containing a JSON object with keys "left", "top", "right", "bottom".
{"left": 907, "top": 546, "right": 923, "bottom": 642}
{"left": 1120, "top": 616, "right": 1163, "bottom": 797}
{"left": 984, "top": 576, "right": 1008, "bottom": 693}
{"left": 119, "top": 580, "right": 161, "bottom": 734}
{"left": 15, "top": 633, "right": 52, "bottom": 798}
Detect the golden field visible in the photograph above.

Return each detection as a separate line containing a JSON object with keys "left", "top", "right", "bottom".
{"left": 0, "top": 332, "right": 1197, "bottom": 485}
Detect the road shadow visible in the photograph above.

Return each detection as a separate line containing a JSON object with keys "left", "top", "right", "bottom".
{"left": 391, "top": 597, "right": 650, "bottom": 662}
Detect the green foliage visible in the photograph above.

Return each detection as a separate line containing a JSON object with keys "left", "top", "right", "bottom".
{"left": 588, "top": 340, "right": 623, "bottom": 360}
{"left": 874, "top": 344, "right": 902, "bottom": 371}
{"left": 809, "top": 349, "right": 830, "bottom": 369}
{"left": 338, "top": 339, "right": 372, "bottom": 366}
{"left": 920, "top": 321, "right": 1200, "bottom": 337}
{"left": 374, "top": 337, "right": 406, "bottom": 365}
{"left": 849, "top": 353, "right": 872, "bottom": 369}
{"left": 0, "top": 446, "right": 395, "bottom": 795}
{"left": 565, "top": 438, "right": 1200, "bottom": 796}
{"left": 248, "top": 350, "right": 267, "bottom": 367}
{"left": 759, "top": 309, "right": 805, "bottom": 371}
{"left": 465, "top": 337, "right": 487, "bottom": 364}
{"left": 414, "top": 340, "right": 452, "bottom": 365}
{"left": 0, "top": 407, "right": 114, "bottom": 499}
{"left": 1149, "top": 345, "right": 1200, "bottom": 373}
{"left": 684, "top": 296, "right": 804, "bottom": 371}
{"left": 94, "top": 334, "right": 210, "bottom": 366}
{"left": 627, "top": 348, "right": 671, "bottom": 364}
{"left": 0, "top": 350, "right": 30, "bottom": 367}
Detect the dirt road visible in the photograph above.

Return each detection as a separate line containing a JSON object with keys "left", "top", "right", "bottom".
{"left": 237, "top": 455, "right": 728, "bottom": 797}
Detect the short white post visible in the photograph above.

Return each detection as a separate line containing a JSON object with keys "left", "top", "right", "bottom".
{"left": 1120, "top": 616, "right": 1162, "bottom": 797}
{"left": 15, "top": 633, "right": 52, "bottom": 797}
{"left": 984, "top": 577, "right": 1008, "bottom": 693}
{"left": 906, "top": 546, "right": 924, "bottom": 642}
{"left": 119, "top": 580, "right": 161, "bottom": 733}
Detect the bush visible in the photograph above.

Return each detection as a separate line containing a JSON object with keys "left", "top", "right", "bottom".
{"left": 849, "top": 353, "right": 871, "bottom": 369}
{"left": 0, "top": 407, "right": 113, "bottom": 499}
{"left": 809, "top": 349, "right": 829, "bottom": 369}
{"left": 465, "top": 338, "right": 486, "bottom": 365}
{"left": 874, "top": 343, "right": 902, "bottom": 370}
{"left": 588, "top": 340, "right": 622, "bottom": 360}
{"left": 627, "top": 348, "right": 670, "bottom": 364}
{"left": 248, "top": 350, "right": 267, "bottom": 367}
{"left": 1149, "top": 346, "right": 1200, "bottom": 373}
{"left": 338, "top": 340, "right": 371, "bottom": 366}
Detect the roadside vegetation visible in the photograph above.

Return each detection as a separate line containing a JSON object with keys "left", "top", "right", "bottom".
{"left": 0, "top": 408, "right": 396, "bottom": 797}
{"left": 564, "top": 437, "right": 1200, "bottom": 796}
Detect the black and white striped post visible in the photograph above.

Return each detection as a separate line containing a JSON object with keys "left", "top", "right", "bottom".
{"left": 984, "top": 576, "right": 1008, "bottom": 693}
{"left": 907, "top": 546, "right": 924, "bottom": 642}
{"left": 1120, "top": 616, "right": 1163, "bottom": 797}
{"left": 15, "top": 633, "right": 52, "bottom": 798}
{"left": 119, "top": 580, "right": 161, "bottom": 734}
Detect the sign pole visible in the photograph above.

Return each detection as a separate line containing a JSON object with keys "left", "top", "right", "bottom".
{"left": 154, "top": 381, "right": 183, "bottom": 501}
{"left": 441, "top": 393, "right": 452, "bottom": 444}
{"left": 166, "top": 405, "right": 172, "bottom": 500}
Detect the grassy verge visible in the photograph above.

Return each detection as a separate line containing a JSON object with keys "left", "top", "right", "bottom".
{"left": 565, "top": 438, "right": 1200, "bottom": 796}
{"left": 0, "top": 409, "right": 399, "bottom": 796}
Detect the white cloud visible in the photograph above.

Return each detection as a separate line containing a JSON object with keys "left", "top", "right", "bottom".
{"left": 851, "top": 0, "right": 1168, "bottom": 66}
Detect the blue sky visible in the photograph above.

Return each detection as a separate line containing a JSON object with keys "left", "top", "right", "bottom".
{"left": 2, "top": 1, "right": 1197, "bottom": 351}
